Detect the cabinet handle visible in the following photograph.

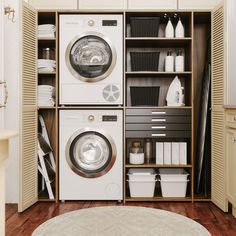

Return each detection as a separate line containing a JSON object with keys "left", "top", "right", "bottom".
{"left": 151, "top": 111, "right": 166, "bottom": 115}
{"left": 151, "top": 118, "right": 166, "bottom": 122}
{"left": 233, "top": 116, "right": 236, "bottom": 122}
{"left": 151, "top": 126, "right": 166, "bottom": 129}
{"left": 0, "top": 81, "right": 8, "bottom": 108}
{"left": 151, "top": 133, "right": 166, "bottom": 137}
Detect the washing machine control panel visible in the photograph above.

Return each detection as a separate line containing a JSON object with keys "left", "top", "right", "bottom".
{"left": 102, "top": 20, "right": 117, "bottom": 26}
{"left": 102, "top": 115, "right": 117, "bottom": 122}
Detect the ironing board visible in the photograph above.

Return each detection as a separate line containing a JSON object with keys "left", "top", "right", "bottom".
{"left": 38, "top": 115, "right": 55, "bottom": 200}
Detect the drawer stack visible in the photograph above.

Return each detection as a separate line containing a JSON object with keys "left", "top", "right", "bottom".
{"left": 126, "top": 108, "right": 191, "bottom": 138}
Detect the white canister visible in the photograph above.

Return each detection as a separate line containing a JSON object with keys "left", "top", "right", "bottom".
{"left": 165, "top": 18, "right": 174, "bottom": 38}
{"left": 129, "top": 153, "right": 145, "bottom": 165}
{"left": 175, "top": 50, "right": 184, "bottom": 72}
{"left": 165, "top": 51, "right": 174, "bottom": 72}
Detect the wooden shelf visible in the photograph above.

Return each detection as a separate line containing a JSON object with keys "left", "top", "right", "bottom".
{"left": 126, "top": 37, "right": 192, "bottom": 41}
{"left": 126, "top": 37, "right": 192, "bottom": 47}
{"left": 38, "top": 37, "right": 56, "bottom": 41}
{"left": 125, "top": 164, "right": 192, "bottom": 168}
{"left": 125, "top": 106, "right": 192, "bottom": 109}
{"left": 126, "top": 71, "right": 192, "bottom": 75}
{"left": 38, "top": 106, "right": 56, "bottom": 109}
{"left": 38, "top": 72, "right": 56, "bottom": 75}
{"left": 125, "top": 196, "right": 192, "bottom": 202}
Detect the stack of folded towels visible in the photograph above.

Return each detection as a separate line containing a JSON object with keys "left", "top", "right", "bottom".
{"left": 38, "top": 85, "right": 55, "bottom": 107}
{"left": 38, "top": 59, "right": 56, "bottom": 73}
{"left": 38, "top": 24, "right": 56, "bottom": 38}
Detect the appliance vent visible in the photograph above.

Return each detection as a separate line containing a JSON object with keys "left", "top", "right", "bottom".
{"left": 103, "top": 84, "right": 120, "bottom": 102}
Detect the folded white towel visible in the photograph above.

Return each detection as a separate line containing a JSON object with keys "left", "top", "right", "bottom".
{"left": 38, "top": 24, "right": 55, "bottom": 30}
{"left": 38, "top": 68, "right": 55, "bottom": 73}
{"left": 38, "top": 34, "right": 55, "bottom": 39}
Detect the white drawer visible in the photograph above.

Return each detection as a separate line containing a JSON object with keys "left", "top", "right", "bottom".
{"left": 226, "top": 111, "right": 236, "bottom": 129}
{"left": 128, "top": 0, "right": 177, "bottom": 9}
{"left": 178, "top": 0, "right": 222, "bottom": 10}
{"left": 30, "top": 0, "right": 77, "bottom": 9}
{"left": 78, "top": 0, "right": 127, "bottom": 9}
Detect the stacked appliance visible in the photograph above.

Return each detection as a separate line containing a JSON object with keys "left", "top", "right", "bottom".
{"left": 59, "top": 14, "right": 123, "bottom": 200}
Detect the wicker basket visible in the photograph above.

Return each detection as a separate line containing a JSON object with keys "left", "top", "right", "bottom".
{"left": 130, "top": 86, "right": 160, "bottom": 106}
{"left": 130, "top": 17, "right": 160, "bottom": 37}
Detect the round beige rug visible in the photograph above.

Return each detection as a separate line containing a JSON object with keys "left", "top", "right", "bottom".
{"left": 32, "top": 206, "right": 210, "bottom": 236}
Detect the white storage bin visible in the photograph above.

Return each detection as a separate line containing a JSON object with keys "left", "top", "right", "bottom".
{"left": 159, "top": 179, "right": 189, "bottom": 197}
{"left": 129, "top": 153, "right": 144, "bottom": 164}
{"left": 127, "top": 168, "right": 157, "bottom": 181}
{"left": 128, "top": 180, "right": 157, "bottom": 197}
{"left": 158, "top": 168, "right": 189, "bottom": 181}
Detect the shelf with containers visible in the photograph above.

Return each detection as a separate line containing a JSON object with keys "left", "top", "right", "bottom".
{"left": 124, "top": 11, "right": 193, "bottom": 202}
{"left": 37, "top": 11, "right": 58, "bottom": 201}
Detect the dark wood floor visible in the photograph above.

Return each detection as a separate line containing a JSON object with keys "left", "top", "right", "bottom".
{"left": 6, "top": 201, "right": 236, "bottom": 236}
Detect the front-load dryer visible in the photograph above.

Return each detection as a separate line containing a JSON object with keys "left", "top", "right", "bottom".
{"left": 59, "top": 14, "right": 123, "bottom": 105}
{"left": 59, "top": 109, "right": 123, "bottom": 200}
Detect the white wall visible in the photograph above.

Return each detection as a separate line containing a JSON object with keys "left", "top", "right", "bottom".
{"left": 4, "top": 0, "right": 20, "bottom": 204}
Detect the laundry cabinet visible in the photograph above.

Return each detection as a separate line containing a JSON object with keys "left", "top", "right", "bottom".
{"left": 17, "top": 0, "right": 236, "bottom": 215}
{"left": 225, "top": 110, "right": 236, "bottom": 217}
{"left": 178, "top": 0, "right": 222, "bottom": 9}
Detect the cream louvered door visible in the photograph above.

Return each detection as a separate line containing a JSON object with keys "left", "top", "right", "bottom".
{"left": 211, "top": 3, "right": 228, "bottom": 212}
{"left": 18, "top": 2, "right": 37, "bottom": 212}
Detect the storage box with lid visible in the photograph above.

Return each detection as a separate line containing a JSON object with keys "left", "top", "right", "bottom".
{"left": 158, "top": 168, "right": 189, "bottom": 197}
{"left": 127, "top": 168, "right": 157, "bottom": 197}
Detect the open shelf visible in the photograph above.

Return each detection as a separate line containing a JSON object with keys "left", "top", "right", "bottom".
{"left": 126, "top": 37, "right": 192, "bottom": 47}
{"left": 125, "top": 197, "right": 192, "bottom": 202}
{"left": 125, "top": 164, "right": 192, "bottom": 168}
{"left": 125, "top": 71, "right": 192, "bottom": 76}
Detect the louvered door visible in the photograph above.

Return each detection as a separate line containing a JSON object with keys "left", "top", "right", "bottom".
{"left": 18, "top": 2, "right": 37, "bottom": 212}
{"left": 211, "top": 3, "right": 228, "bottom": 212}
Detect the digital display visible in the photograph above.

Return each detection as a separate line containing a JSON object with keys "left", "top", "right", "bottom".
{"left": 102, "top": 116, "right": 117, "bottom": 122}
{"left": 102, "top": 20, "right": 117, "bottom": 26}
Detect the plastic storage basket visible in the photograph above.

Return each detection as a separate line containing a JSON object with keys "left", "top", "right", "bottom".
{"left": 158, "top": 168, "right": 189, "bottom": 197}
{"left": 127, "top": 168, "right": 157, "bottom": 181}
{"left": 130, "top": 52, "right": 160, "bottom": 71}
{"left": 130, "top": 17, "right": 160, "bottom": 37}
{"left": 158, "top": 168, "right": 189, "bottom": 181}
{"left": 130, "top": 86, "right": 160, "bottom": 106}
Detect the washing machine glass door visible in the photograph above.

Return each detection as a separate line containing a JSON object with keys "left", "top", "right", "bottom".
{"left": 66, "top": 129, "right": 116, "bottom": 178}
{"left": 66, "top": 32, "right": 116, "bottom": 82}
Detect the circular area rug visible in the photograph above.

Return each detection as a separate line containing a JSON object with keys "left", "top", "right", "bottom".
{"left": 32, "top": 206, "right": 210, "bottom": 236}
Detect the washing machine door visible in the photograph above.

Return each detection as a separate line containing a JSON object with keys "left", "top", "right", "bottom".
{"left": 66, "top": 32, "right": 116, "bottom": 82}
{"left": 66, "top": 128, "right": 116, "bottom": 178}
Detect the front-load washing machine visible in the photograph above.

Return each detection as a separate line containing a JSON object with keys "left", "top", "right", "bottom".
{"left": 59, "top": 14, "right": 123, "bottom": 105}
{"left": 59, "top": 109, "right": 123, "bottom": 200}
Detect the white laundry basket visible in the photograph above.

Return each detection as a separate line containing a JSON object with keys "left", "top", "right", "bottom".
{"left": 127, "top": 180, "right": 157, "bottom": 197}
{"left": 159, "top": 179, "right": 189, "bottom": 197}
{"left": 127, "top": 168, "right": 157, "bottom": 197}
{"left": 158, "top": 168, "right": 189, "bottom": 197}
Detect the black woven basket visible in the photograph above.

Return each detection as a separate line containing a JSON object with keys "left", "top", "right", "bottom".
{"left": 130, "top": 86, "right": 160, "bottom": 106}
{"left": 130, "top": 17, "right": 160, "bottom": 37}
{"left": 130, "top": 52, "right": 160, "bottom": 71}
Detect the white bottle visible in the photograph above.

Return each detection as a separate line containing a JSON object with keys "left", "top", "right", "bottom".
{"left": 178, "top": 87, "right": 185, "bottom": 106}
{"left": 165, "top": 18, "right": 174, "bottom": 38}
{"left": 175, "top": 50, "right": 184, "bottom": 72}
{"left": 175, "top": 17, "right": 185, "bottom": 38}
{"left": 165, "top": 51, "right": 174, "bottom": 72}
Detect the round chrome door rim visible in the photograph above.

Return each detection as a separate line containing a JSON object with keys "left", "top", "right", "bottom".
{"left": 65, "top": 127, "right": 117, "bottom": 178}
{"left": 65, "top": 31, "right": 117, "bottom": 82}
{"left": 73, "top": 134, "right": 109, "bottom": 171}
